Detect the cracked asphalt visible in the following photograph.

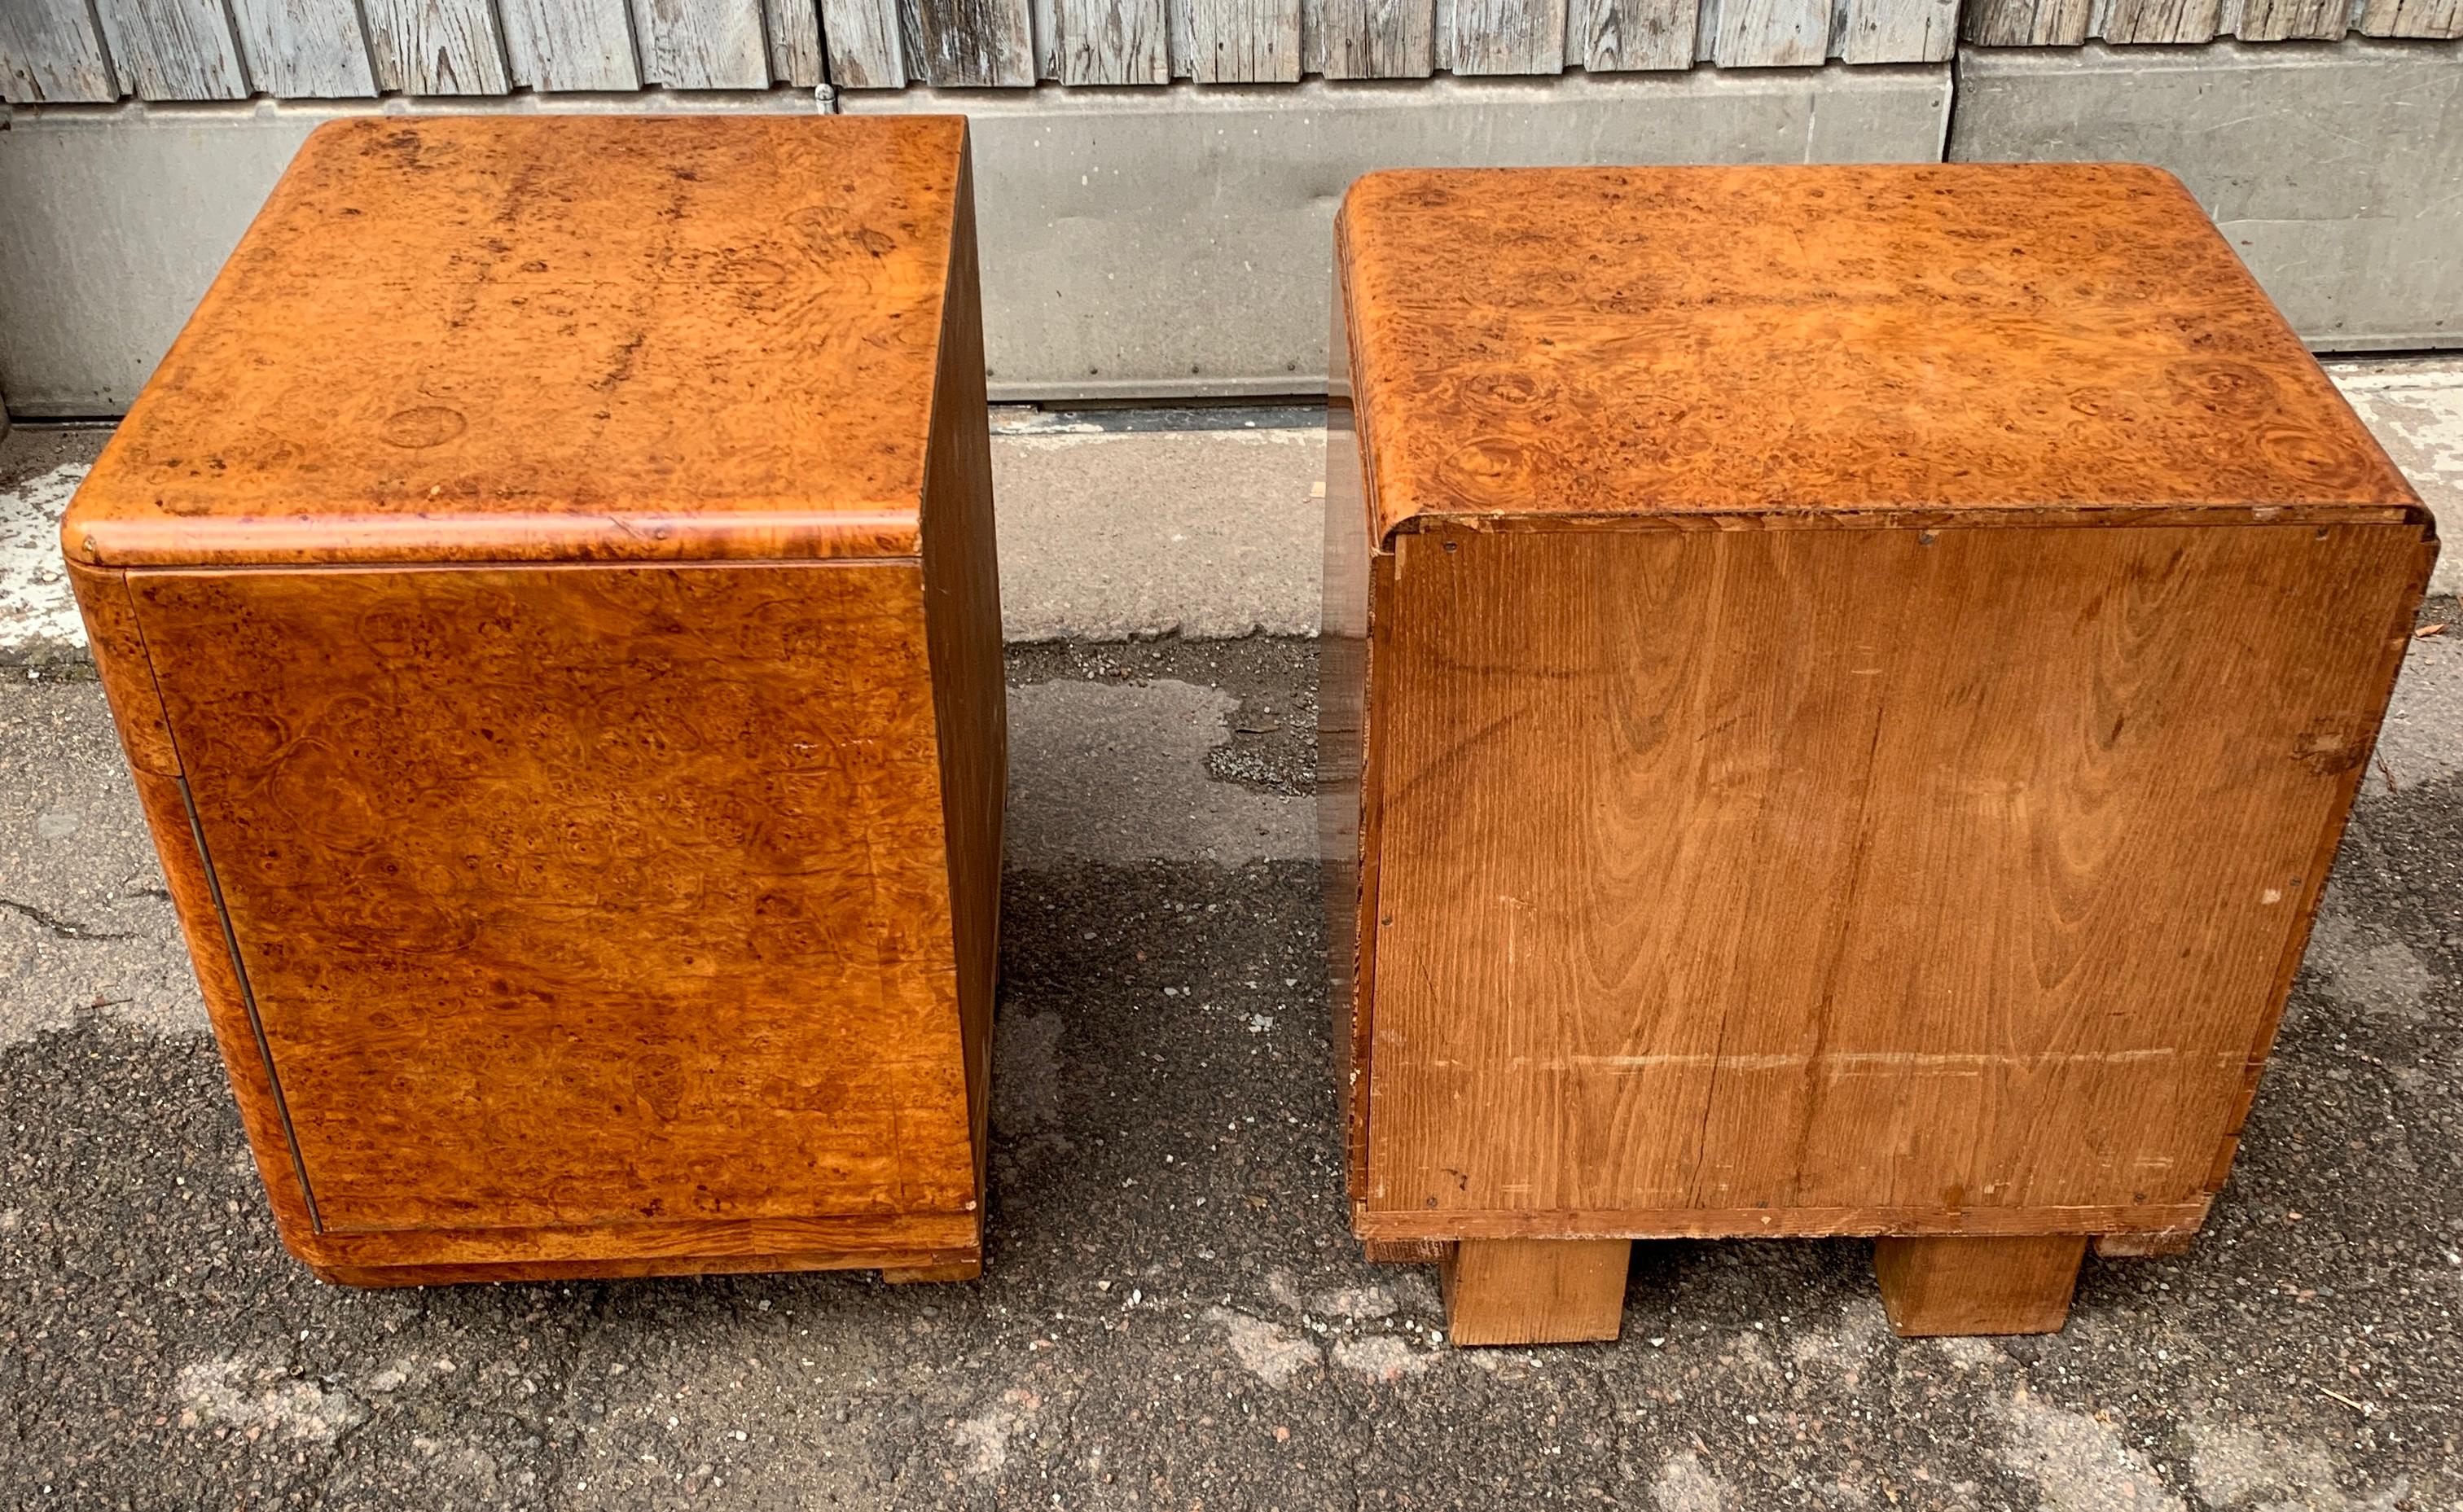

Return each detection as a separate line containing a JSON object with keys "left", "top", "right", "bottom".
{"left": 5, "top": 604, "right": 2463, "bottom": 1510}
{"left": 7, "top": 405, "right": 2463, "bottom": 1510}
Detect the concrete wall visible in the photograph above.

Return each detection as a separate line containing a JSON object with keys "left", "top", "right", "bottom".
{"left": 1950, "top": 40, "right": 2463, "bottom": 352}
{"left": 844, "top": 69, "right": 1952, "bottom": 400}
{"left": 0, "top": 39, "right": 2456, "bottom": 413}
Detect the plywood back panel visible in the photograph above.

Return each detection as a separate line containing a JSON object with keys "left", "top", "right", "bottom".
{"left": 918, "top": 141, "right": 1006, "bottom": 1185}
{"left": 1360, "top": 519, "right": 2427, "bottom": 1234}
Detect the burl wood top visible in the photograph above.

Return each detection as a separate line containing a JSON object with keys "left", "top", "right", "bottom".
{"left": 1337, "top": 164, "right": 2420, "bottom": 543}
{"left": 65, "top": 114, "right": 968, "bottom": 568}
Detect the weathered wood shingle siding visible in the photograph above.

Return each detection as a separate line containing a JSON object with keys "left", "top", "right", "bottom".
{"left": 98, "top": 0, "right": 252, "bottom": 98}
{"left": 25, "top": 0, "right": 2462, "bottom": 99}
{"left": 498, "top": 0, "right": 643, "bottom": 90}
{"left": 367, "top": 0, "right": 511, "bottom": 92}
{"left": 2, "top": 0, "right": 122, "bottom": 101}
{"left": 230, "top": 0, "right": 379, "bottom": 95}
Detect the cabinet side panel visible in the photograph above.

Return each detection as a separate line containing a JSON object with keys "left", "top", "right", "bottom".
{"left": 126, "top": 766, "right": 324, "bottom": 1247}
{"left": 1363, "top": 522, "right": 2426, "bottom": 1235}
{"left": 1321, "top": 248, "right": 1381, "bottom": 1216}
{"left": 128, "top": 562, "right": 978, "bottom": 1238}
{"left": 2204, "top": 527, "right": 2438, "bottom": 1190}
{"left": 68, "top": 559, "right": 324, "bottom": 1248}
{"left": 66, "top": 560, "right": 181, "bottom": 775}
{"left": 920, "top": 137, "right": 1006, "bottom": 1193}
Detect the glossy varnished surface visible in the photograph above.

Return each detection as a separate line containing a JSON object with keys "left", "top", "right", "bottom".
{"left": 125, "top": 563, "right": 979, "bottom": 1236}
{"left": 64, "top": 115, "right": 967, "bottom": 568}
{"left": 1337, "top": 164, "right": 2418, "bottom": 541}
{"left": 1356, "top": 521, "right": 2428, "bottom": 1241}
{"left": 916, "top": 155, "right": 1006, "bottom": 1194}
{"left": 68, "top": 115, "right": 1002, "bottom": 1284}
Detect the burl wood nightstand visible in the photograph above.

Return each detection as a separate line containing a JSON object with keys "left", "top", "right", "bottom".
{"left": 63, "top": 116, "right": 1003, "bottom": 1286}
{"left": 1321, "top": 164, "right": 2434, "bottom": 1343}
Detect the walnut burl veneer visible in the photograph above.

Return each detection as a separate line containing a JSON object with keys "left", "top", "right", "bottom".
{"left": 1321, "top": 164, "right": 2436, "bottom": 1344}
{"left": 63, "top": 116, "right": 1004, "bottom": 1286}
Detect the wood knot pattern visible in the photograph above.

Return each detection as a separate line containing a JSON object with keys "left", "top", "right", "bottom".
{"left": 64, "top": 113, "right": 1008, "bottom": 1286}
{"left": 1337, "top": 164, "right": 2418, "bottom": 543}
{"left": 64, "top": 115, "right": 971, "bottom": 571}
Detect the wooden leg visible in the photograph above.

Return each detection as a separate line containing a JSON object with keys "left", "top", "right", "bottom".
{"left": 1439, "top": 1238, "right": 1631, "bottom": 1346}
{"left": 880, "top": 1259, "right": 983, "bottom": 1283}
{"left": 1872, "top": 1235, "right": 2086, "bottom": 1337}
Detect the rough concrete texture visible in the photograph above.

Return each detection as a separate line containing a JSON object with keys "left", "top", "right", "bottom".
{"left": 1949, "top": 40, "right": 2463, "bottom": 353}
{"left": 6, "top": 604, "right": 2463, "bottom": 1509}
{"left": 995, "top": 429, "right": 1322, "bottom": 642}
{"left": 0, "top": 677, "right": 204, "bottom": 1045}
{"left": 0, "top": 425, "right": 106, "bottom": 675}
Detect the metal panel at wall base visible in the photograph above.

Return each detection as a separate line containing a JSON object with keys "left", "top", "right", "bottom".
{"left": 1951, "top": 41, "right": 2463, "bottom": 353}
{"left": 849, "top": 69, "right": 1952, "bottom": 398}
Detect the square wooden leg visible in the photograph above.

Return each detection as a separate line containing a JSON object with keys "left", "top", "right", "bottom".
{"left": 1439, "top": 1239, "right": 1631, "bottom": 1346}
{"left": 1872, "top": 1235, "right": 2087, "bottom": 1337}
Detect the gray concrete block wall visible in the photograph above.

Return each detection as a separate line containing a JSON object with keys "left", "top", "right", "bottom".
{"left": 0, "top": 42, "right": 2456, "bottom": 413}
{"left": 843, "top": 68, "right": 1952, "bottom": 400}
{"left": 1948, "top": 41, "right": 2463, "bottom": 353}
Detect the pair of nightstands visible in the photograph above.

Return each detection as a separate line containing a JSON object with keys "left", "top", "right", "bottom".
{"left": 65, "top": 118, "right": 2431, "bottom": 1342}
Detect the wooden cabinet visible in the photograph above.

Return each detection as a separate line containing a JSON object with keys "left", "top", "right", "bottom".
{"left": 1323, "top": 164, "right": 2434, "bottom": 1342}
{"left": 62, "top": 116, "right": 1003, "bottom": 1286}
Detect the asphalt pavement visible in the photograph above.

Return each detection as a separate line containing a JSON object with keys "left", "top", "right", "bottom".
{"left": 3, "top": 408, "right": 2463, "bottom": 1509}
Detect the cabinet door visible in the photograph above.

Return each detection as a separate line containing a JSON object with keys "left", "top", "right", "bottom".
{"left": 132, "top": 562, "right": 977, "bottom": 1236}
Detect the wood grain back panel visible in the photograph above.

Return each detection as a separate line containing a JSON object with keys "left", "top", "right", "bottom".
{"left": 1360, "top": 520, "right": 2428, "bottom": 1234}
{"left": 125, "top": 561, "right": 979, "bottom": 1237}
{"left": 1337, "top": 164, "right": 2417, "bottom": 541}
{"left": 64, "top": 115, "right": 969, "bottom": 569}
